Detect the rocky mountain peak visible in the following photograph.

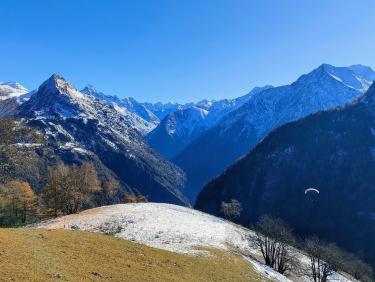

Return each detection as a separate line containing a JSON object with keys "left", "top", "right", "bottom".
{"left": 38, "top": 74, "right": 86, "bottom": 101}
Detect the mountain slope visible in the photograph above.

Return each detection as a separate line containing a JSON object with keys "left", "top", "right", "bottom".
{"left": 81, "top": 85, "right": 158, "bottom": 135}
{"left": 18, "top": 74, "right": 188, "bottom": 205}
{"left": 147, "top": 86, "right": 272, "bottom": 159}
{"left": 196, "top": 83, "right": 375, "bottom": 267}
{"left": 176, "top": 64, "right": 375, "bottom": 202}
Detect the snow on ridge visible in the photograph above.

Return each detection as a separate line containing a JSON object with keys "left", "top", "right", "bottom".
{"left": 81, "top": 84, "right": 158, "bottom": 134}
{"left": 0, "top": 81, "right": 29, "bottom": 100}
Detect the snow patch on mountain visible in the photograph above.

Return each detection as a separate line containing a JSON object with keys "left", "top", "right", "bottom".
{"left": 82, "top": 85, "right": 159, "bottom": 134}
{"left": 0, "top": 81, "right": 29, "bottom": 100}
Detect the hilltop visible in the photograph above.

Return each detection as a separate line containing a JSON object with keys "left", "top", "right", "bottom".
{"left": 34, "top": 203, "right": 355, "bottom": 282}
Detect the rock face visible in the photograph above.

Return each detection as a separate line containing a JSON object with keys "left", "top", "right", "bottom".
{"left": 196, "top": 83, "right": 375, "bottom": 267}
{"left": 175, "top": 64, "right": 375, "bottom": 202}
{"left": 18, "top": 74, "right": 188, "bottom": 205}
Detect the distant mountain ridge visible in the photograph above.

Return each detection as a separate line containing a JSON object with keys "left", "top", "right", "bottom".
{"left": 2, "top": 64, "right": 374, "bottom": 207}
{"left": 196, "top": 82, "right": 375, "bottom": 267}
{"left": 81, "top": 85, "right": 159, "bottom": 135}
{"left": 146, "top": 85, "right": 273, "bottom": 159}
{"left": 174, "top": 64, "right": 375, "bottom": 202}
{"left": 0, "top": 81, "right": 29, "bottom": 100}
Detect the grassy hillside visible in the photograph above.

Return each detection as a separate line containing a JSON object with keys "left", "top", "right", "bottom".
{"left": 0, "top": 228, "right": 264, "bottom": 282}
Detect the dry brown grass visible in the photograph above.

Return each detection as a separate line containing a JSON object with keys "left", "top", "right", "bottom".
{"left": 0, "top": 228, "right": 265, "bottom": 282}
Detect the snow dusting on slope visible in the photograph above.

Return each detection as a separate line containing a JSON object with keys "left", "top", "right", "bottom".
{"left": 0, "top": 82, "right": 29, "bottom": 100}
{"left": 35, "top": 203, "right": 354, "bottom": 282}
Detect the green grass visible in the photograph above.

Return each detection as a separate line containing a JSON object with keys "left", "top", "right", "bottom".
{"left": 0, "top": 228, "right": 266, "bottom": 282}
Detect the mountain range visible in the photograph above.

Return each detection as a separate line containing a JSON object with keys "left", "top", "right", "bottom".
{"left": 2, "top": 63, "right": 375, "bottom": 268}
{"left": 0, "top": 75, "right": 188, "bottom": 205}
{"left": 196, "top": 82, "right": 375, "bottom": 267}
{"left": 172, "top": 64, "right": 375, "bottom": 202}
{"left": 2, "top": 63, "right": 375, "bottom": 207}
{"left": 146, "top": 86, "right": 273, "bottom": 159}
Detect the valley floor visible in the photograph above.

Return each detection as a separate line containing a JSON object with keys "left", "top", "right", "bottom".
{"left": 0, "top": 228, "right": 263, "bottom": 282}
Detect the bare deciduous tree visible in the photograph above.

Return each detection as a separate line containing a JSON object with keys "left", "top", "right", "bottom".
{"left": 97, "top": 177, "right": 120, "bottom": 206}
{"left": 343, "top": 253, "right": 374, "bottom": 282}
{"left": 304, "top": 237, "right": 344, "bottom": 282}
{"left": 124, "top": 194, "right": 148, "bottom": 203}
{"left": 304, "top": 236, "right": 374, "bottom": 282}
{"left": 220, "top": 199, "right": 242, "bottom": 220}
{"left": 249, "top": 215, "right": 298, "bottom": 274}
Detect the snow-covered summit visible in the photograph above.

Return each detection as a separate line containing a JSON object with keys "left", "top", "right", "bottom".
{"left": 295, "top": 64, "right": 375, "bottom": 92}
{"left": 22, "top": 74, "right": 106, "bottom": 120}
{"left": 0, "top": 81, "right": 29, "bottom": 100}
{"left": 18, "top": 75, "right": 155, "bottom": 135}
{"left": 46, "top": 74, "right": 88, "bottom": 99}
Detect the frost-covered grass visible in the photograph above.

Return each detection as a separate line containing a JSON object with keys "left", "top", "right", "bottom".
{"left": 35, "top": 203, "right": 355, "bottom": 282}
{"left": 36, "top": 203, "right": 250, "bottom": 255}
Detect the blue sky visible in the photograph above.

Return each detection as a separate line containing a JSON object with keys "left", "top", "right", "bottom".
{"left": 1, "top": 0, "right": 375, "bottom": 103}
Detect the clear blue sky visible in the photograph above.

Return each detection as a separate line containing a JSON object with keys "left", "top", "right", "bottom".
{"left": 1, "top": 0, "right": 375, "bottom": 103}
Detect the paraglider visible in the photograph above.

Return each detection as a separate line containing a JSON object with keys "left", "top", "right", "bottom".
{"left": 304, "top": 188, "right": 319, "bottom": 194}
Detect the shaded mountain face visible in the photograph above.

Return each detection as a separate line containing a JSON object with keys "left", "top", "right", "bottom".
{"left": 147, "top": 86, "right": 273, "bottom": 160}
{"left": 175, "top": 64, "right": 375, "bottom": 203}
{"left": 146, "top": 106, "right": 209, "bottom": 159}
{"left": 196, "top": 83, "right": 375, "bottom": 266}
{"left": 18, "top": 74, "right": 188, "bottom": 205}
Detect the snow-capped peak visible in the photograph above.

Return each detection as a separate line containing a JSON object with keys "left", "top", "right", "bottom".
{"left": 297, "top": 63, "right": 375, "bottom": 92}
{"left": 81, "top": 84, "right": 98, "bottom": 96}
{"left": 81, "top": 84, "right": 159, "bottom": 134}
{"left": 0, "top": 81, "right": 29, "bottom": 100}
{"left": 20, "top": 75, "right": 158, "bottom": 136}
{"left": 40, "top": 74, "right": 86, "bottom": 100}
